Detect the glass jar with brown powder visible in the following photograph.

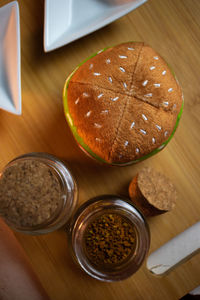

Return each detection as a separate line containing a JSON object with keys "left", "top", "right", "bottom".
{"left": 69, "top": 195, "right": 150, "bottom": 281}
{"left": 0, "top": 153, "right": 78, "bottom": 234}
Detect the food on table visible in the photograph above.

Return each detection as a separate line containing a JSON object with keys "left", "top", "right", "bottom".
{"left": 129, "top": 167, "right": 177, "bottom": 216}
{"left": 63, "top": 42, "right": 183, "bottom": 165}
{"left": 84, "top": 213, "right": 136, "bottom": 268}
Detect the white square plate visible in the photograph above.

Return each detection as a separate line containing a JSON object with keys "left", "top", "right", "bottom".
{"left": 44, "top": 0, "right": 147, "bottom": 52}
{"left": 0, "top": 1, "right": 21, "bottom": 115}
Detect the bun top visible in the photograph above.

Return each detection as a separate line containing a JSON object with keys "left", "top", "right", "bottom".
{"left": 65, "top": 42, "right": 183, "bottom": 164}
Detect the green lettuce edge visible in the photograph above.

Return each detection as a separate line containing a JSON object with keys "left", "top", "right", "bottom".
{"left": 63, "top": 46, "right": 184, "bottom": 166}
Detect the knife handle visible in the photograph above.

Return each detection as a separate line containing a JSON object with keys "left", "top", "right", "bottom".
{"left": 147, "top": 222, "right": 200, "bottom": 275}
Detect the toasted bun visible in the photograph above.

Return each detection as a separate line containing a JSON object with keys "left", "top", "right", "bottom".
{"left": 63, "top": 42, "right": 183, "bottom": 165}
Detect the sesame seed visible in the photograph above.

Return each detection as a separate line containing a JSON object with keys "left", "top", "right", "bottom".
{"left": 111, "top": 96, "right": 119, "bottom": 102}
{"left": 130, "top": 121, "right": 135, "bottom": 129}
{"left": 93, "top": 72, "right": 101, "bottom": 76}
{"left": 128, "top": 47, "right": 134, "bottom": 50}
{"left": 85, "top": 111, "right": 91, "bottom": 117}
{"left": 108, "top": 76, "right": 113, "bottom": 83}
{"left": 163, "top": 101, "right": 169, "bottom": 106}
{"left": 89, "top": 64, "right": 93, "bottom": 70}
{"left": 150, "top": 66, "right": 155, "bottom": 70}
{"left": 173, "top": 104, "right": 177, "bottom": 109}
{"left": 135, "top": 148, "right": 140, "bottom": 154}
{"left": 97, "top": 49, "right": 103, "bottom": 54}
{"left": 162, "top": 70, "right": 166, "bottom": 75}
{"left": 75, "top": 98, "right": 79, "bottom": 104}
{"left": 95, "top": 138, "right": 101, "bottom": 142}
{"left": 97, "top": 93, "right": 103, "bottom": 99}
{"left": 164, "top": 131, "right": 168, "bottom": 137}
{"left": 106, "top": 59, "right": 111, "bottom": 64}
{"left": 168, "top": 88, "right": 173, "bottom": 92}
{"left": 144, "top": 93, "right": 152, "bottom": 97}
{"left": 156, "top": 124, "right": 162, "bottom": 131}
{"left": 119, "top": 67, "right": 126, "bottom": 72}
{"left": 101, "top": 110, "right": 109, "bottom": 114}
{"left": 123, "top": 82, "right": 127, "bottom": 89}
{"left": 158, "top": 144, "right": 165, "bottom": 150}
{"left": 142, "top": 80, "right": 148, "bottom": 86}
{"left": 142, "top": 114, "right": 148, "bottom": 121}
{"left": 94, "top": 123, "right": 102, "bottom": 128}
{"left": 140, "top": 129, "right": 147, "bottom": 135}
{"left": 154, "top": 83, "right": 160, "bottom": 87}
{"left": 152, "top": 137, "right": 156, "bottom": 144}
{"left": 154, "top": 56, "right": 159, "bottom": 60}
{"left": 119, "top": 55, "right": 127, "bottom": 59}
{"left": 124, "top": 141, "right": 129, "bottom": 147}
{"left": 83, "top": 92, "right": 89, "bottom": 97}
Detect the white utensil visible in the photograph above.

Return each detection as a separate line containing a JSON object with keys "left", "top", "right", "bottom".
{"left": 0, "top": 1, "right": 21, "bottom": 115}
{"left": 44, "top": 0, "right": 147, "bottom": 52}
{"left": 147, "top": 222, "right": 200, "bottom": 275}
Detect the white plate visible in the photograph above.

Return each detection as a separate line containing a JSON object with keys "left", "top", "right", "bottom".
{"left": 44, "top": 0, "right": 147, "bottom": 52}
{"left": 0, "top": 1, "right": 21, "bottom": 115}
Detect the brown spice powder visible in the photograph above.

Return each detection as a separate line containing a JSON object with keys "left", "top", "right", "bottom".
{"left": 84, "top": 213, "right": 136, "bottom": 268}
{"left": 0, "top": 160, "right": 61, "bottom": 228}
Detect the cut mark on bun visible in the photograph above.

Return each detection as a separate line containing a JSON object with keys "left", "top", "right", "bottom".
{"left": 93, "top": 72, "right": 101, "bottom": 76}
{"left": 142, "top": 80, "right": 148, "bottom": 86}
{"left": 140, "top": 129, "right": 147, "bottom": 135}
{"left": 124, "top": 141, "right": 129, "bottom": 147}
{"left": 162, "top": 70, "right": 167, "bottom": 75}
{"left": 163, "top": 101, "right": 169, "bottom": 106}
{"left": 154, "top": 83, "right": 160, "bottom": 87}
{"left": 97, "top": 93, "right": 104, "bottom": 99}
{"left": 152, "top": 137, "right": 156, "bottom": 144}
{"left": 119, "top": 67, "right": 126, "bottom": 73}
{"left": 85, "top": 111, "right": 92, "bottom": 117}
{"left": 75, "top": 98, "right": 79, "bottom": 105}
{"left": 89, "top": 64, "right": 93, "bottom": 70}
{"left": 168, "top": 88, "right": 173, "bottom": 92}
{"left": 142, "top": 114, "right": 148, "bottom": 121}
{"left": 144, "top": 93, "right": 152, "bottom": 97}
{"left": 108, "top": 76, "right": 113, "bottom": 83}
{"left": 101, "top": 110, "right": 109, "bottom": 114}
{"left": 135, "top": 148, "right": 140, "bottom": 154}
{"left": 130, "top": 121, "right": 135, "bottom": 129}
{"left": 123, "top": 82, "right": 128, "bottom": 89}
{"left": 111, "top": 96, "right": 119, "bottom": 102}
{"left": 83, "top": 92, "right": 89, "bottom": 97}
{"left": 94, "top": 123, "right": 102, "bottom": 128}
{"left": 106, "top": 59, "right": 111, "bottom": 64}
{"left": 156, "top": 124, "right": 162, "bottom": 131}
{"left": 164, "top": 131, "right": 168, "bottom": 137}
{"left": 154, "top": 56, "right": 159, "bottom": 60}
{"left": 128, "top": 47, "right": 134, "bottom": 50}
{"left": 119, "top": 55, "right": 127, "bottom": 59}
{"left": 150, "top": 66, "right": 155, "bottom": 70}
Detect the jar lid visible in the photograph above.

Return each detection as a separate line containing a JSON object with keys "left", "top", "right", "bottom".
{"left": 68, "top": 195, "right": 150, "bottom": 282}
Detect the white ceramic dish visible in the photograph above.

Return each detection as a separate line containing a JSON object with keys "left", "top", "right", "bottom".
{"left": 44, "top": 0, "right": 147, "bottom": 52}
{"left": 0, "top": 1, "right": 21, "bottom": 115}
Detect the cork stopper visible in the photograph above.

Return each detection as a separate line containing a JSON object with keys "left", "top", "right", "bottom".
{"left": 129, "top": 167, "right": 177, "bottom": 216}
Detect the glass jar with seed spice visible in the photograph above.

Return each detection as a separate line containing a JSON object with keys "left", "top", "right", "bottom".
{"left": 68, "top": 195, "right": 150, "bottom": 281}
{"left": 0, "top": 153, "right": 78, "bottom": 235}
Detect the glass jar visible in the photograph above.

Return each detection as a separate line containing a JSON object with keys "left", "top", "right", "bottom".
{"left": 0, "top": 153, "right": 78, "bottom": 235}
{"left": 68, "top": 195, "right": 150, "bottom": 282}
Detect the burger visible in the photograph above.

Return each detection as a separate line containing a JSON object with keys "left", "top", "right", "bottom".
{"left": 63, "top": 42, "right": 183, "bottom": 166}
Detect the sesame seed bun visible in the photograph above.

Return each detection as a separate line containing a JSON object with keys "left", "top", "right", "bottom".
{"left": 63, "top": 42, "right": 183, "bottom": 165}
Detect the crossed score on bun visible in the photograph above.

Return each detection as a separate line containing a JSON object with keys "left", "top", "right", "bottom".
{"left": 63, "top": 42, "right": 183, "bottom": 166}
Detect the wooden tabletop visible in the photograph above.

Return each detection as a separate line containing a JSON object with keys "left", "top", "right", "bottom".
{"left": 0, "top": 0, "right": 200, "bottom": 299}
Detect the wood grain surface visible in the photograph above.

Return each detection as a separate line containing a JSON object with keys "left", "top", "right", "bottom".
{"left": 0, "top": 0, "right": 200, "bottom": 299}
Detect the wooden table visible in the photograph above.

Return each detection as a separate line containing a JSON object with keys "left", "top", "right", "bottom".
{"left": 0, "top": 0, "right": 200, "bottom": 299}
